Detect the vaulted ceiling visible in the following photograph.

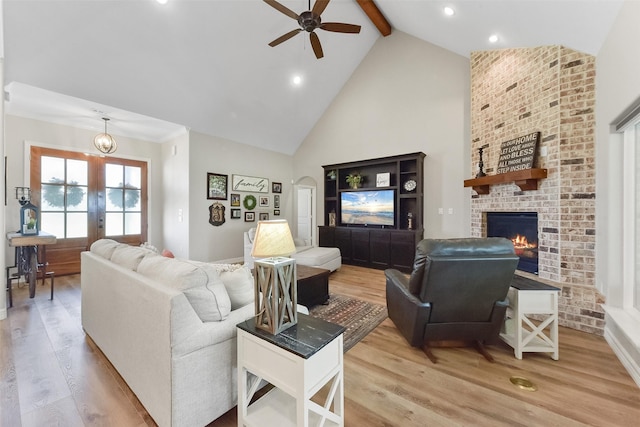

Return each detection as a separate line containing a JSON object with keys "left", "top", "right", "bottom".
{"left": 3, "top": 0, "right": 624, "bottom": 154}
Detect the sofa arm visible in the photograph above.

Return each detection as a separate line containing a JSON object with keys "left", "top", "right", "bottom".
{"left": 385, "top": 269, "right": 431, "bottom": 347}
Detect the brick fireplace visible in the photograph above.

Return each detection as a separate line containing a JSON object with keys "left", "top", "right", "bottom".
{"left": 470, "top": 46, "right": 604, "bottom": 335}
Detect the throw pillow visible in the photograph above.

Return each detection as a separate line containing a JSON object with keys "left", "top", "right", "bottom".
{"left": 161, "top": 249, "right": 175, "bottom": 258}
{"left": 90, "top": 239, "right": 122, "bottom": 260}
{"left": 212, "top": 264, "right": 255, "bottom": 310}
{"left": 137, "top": 256, "right": 231, "bottom": 322}
{"left": 248, "top": 227, "right": 256, "bottom": 243}
{"left": 111, "top": 244, "right": 158, "bottom": 271}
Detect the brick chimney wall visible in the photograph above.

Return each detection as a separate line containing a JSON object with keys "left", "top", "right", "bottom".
{"left": 470, "top": 46, "right": 603, "bottom": 335}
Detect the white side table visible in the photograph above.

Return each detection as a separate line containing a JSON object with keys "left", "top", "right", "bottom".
{"left": 500, "top": 277, "right": 560, "bottom": 360}
{"left": 237, "top": 313, "right": 345, "bottom": 427}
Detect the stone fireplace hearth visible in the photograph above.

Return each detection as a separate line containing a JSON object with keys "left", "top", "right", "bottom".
{"left": 469, "top": 46, "right": 604, "bottom": 335}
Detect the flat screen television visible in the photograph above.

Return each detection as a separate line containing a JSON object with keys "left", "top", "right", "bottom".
{"left": 340, "top": 189, "right": 395, "bottom": 227}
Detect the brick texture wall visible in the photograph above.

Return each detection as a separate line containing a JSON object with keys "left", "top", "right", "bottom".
{"left": 470, "top": 46, "right": 603, "bottom": 335}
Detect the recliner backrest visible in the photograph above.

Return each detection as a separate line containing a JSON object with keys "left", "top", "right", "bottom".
{"left": 410, "top": 238, "right": 519, "bottom": 324}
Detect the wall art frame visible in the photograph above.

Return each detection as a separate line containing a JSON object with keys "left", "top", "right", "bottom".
{"left": 207, "top": 173, "right": 228, "bottom": 200}
{"left": 259, "top": 212, "right": 269, "bottom": 221}
{"left": 245, "top": 211, "right": 255, "bottom": 222}
{"left": 272, "top": 182, "right": 282, "bottom": 193}
{"left": 231, "top": 208, "right": 241, "bottom": 219}
{"left": 259, "top": 196, "right": 269, "bottom": 207}
{"left": 230, "top": 193, "right": 240, "bottom": 207}
{"left": 232, "top": 174, "right": 269, "bottom": 193}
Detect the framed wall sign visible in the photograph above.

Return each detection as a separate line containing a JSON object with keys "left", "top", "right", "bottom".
{"left": 232, "top": 174, "right": 269, "bottom": 193}
{"left": 207, "top": 173, "right": 228, "bottom": 200}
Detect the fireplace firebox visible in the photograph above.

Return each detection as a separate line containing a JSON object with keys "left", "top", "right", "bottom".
{"left": 486, "top": 212, "right": 538, "bottom": 274}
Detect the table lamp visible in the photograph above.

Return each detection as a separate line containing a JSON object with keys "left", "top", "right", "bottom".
{"left": 251, "top": 220, "right": 297, "bottom": 334}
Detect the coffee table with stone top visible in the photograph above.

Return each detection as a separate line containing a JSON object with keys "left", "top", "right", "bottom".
{"left": 296, "top": 264, "right": 330, "bottom": 308}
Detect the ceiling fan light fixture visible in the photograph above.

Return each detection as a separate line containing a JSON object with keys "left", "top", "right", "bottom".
{"left": 94, "top": 117, "right": 118, "bottom": 154}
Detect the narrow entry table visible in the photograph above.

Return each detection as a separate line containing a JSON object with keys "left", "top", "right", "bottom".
{"left": 6, "top": 231, "right": 57, "bottom": 306}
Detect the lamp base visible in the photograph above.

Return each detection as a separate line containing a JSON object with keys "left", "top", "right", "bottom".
{"left": 254, "top": 257, "right": 297, "bottom": 335}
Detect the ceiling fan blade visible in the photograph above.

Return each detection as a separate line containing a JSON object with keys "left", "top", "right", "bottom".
{"left": 312, "top": 0, "right": 330, "bottom": 16}
{"left": 269, "top": 29, "right": 303, "bottom": 47}
{"left": 320, "top": 22, "right": 361, "bottom": 34}
{"left": 310, "top": 32, "right": 324, "bottom": 59}
{"left": 263, "top": 0, "right": 299, "bottom": 20}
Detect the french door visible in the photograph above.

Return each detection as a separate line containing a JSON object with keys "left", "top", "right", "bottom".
{"left": 30, "top": 146, "right": 148, "bottom": 275}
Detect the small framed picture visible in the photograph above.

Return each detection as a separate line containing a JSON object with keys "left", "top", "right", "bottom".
{"left": 231, "top": 208, "right": 241, "bottom": 219}
{"left": 259, "top": 212, "right": 269, "bottom": 221}
{"left": 272, "top": 182, "right": 282, "bottom": 193}
{"left": 230, "top": 193, "right": 240, "bottom": 207}
{"left": 207, "top": 173, "right": 228, "bottom": 200}
{"left": 244, "top": 212, "right": 255, "bottom": 222}
{"left": 376, "top": 172, "right": 390, "bottom": 187}
{"left": 274, "top": 195, "right": 280, "bottom": 209}
{"left": 274, "top": 209, "right": 280, "bottom": 216}
{"left": 259, "top": 196, "right": 269, "bottom": 207}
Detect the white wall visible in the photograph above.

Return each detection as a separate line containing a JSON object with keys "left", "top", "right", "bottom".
{"left": 187, "top": 131, "right": 294, "bottom": 262}
{"left": 3, "top": 115, "right": 167, "bottom": 253}
{"left": 293, "top": 31, "right": 471, "bottom": 238}
{"left": 161, "top": 132, "right": 190, "bottom": 258}
{"left": 595, "top": 0, "right": 640, "bottom": 387}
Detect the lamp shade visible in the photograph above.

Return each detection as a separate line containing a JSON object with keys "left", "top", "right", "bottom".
{"left": 251, "top": 220, "right": 296, "bottom": 258}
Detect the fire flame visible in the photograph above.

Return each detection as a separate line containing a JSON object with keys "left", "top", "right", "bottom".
{"left": 511, "top": 234, "right": 537, "bottom": 255}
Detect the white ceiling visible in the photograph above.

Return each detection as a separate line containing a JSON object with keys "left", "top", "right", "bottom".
{"left": 3, "top": 0, "right": 624, "bottom": 154}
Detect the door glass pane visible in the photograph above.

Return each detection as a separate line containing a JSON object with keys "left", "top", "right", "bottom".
{"left": 41, "top": 212, "right": 64, "bottom": 237}
{"left": 124, "top": 189, "right": 141, "bottom": 211}
{"left": 66, "top": 186, "right": 87, "bottom": 211}
{"left": 41, "top": 184, "right": 65, "bottom": 211}
{"left": 125, "top": 166, "right": 141, "bottom": 189}
{"left": 106, "top": 164, "right": 123, "bottom": 187}
{"left": 41, "top": 156, "right": 64, "bottom": 183}
{"left": 67, "top": 213, "right": 88, "bottom": 238}
{"left": 125, "top": 213, "right": 141, "bottom": 235}
{"left": 40, "top": 156, "right": 88, "bottom": 238}
{"left": 67, "top": 159, "right": 88, "bottom": 185}
{"left": 106, "top": 212, "right": 123, "bottom": 236}
{"left": 106, "top": 188, "right": 123, "bottom": 211}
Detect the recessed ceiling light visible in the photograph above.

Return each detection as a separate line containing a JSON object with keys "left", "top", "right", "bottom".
{"left": 489, "top": 34, "right": 499, "bottom": 43}
{"left": 292, "top": 75, "right": 303, "bottom": 86}
{"left": 156, "top": 0, "right": 168, "bottom": 4}
{"left": 443, "top": 7, "right": 455, "bottom": 16}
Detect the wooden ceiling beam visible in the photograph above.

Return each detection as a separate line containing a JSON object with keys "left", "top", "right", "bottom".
{"left": 355, "top": 0, "right": 392, "bottom": 37}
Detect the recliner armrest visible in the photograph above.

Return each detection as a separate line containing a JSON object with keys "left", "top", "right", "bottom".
{"left": 385, "top": 269, "right": 432, "bottom": 347}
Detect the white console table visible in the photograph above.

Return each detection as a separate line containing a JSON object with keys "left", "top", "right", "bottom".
{"left": 237, "top": 313, "right": 345, "bottom": 427}
{"left": 500, "top": 277, "right": 560, "bottom": 360}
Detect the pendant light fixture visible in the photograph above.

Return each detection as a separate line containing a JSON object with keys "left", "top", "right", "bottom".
{"left": 94, "top": 117, "right": 118, "bottom": 154}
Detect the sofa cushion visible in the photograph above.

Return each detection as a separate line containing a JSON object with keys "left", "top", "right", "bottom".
{"left": 137, "top": 256, "right": 231, "bottom": 322}
{"left": 211, "top": 264, "right": 255, "bottom": 310}
{"left": 90, "top": 238, "right": 122, "bottom": 260}
{"left": 111, "top": 244, "right": 157, "bottom": 271}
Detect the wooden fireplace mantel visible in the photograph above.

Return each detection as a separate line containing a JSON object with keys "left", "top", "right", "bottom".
{"left": 464, "top": 168, "right": 548, "bottom": 195}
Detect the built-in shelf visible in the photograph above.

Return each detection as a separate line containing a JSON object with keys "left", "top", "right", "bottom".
{"left": 464, "top": 168, "right": 548, "bottom": 195}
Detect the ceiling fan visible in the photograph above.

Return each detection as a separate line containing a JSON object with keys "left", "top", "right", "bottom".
{"left": 264, "top": 0, "right": 361, "bottom": 59}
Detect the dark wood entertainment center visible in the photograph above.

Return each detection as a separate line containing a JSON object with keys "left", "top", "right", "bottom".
{"left": 319, "top": 152, "right": 425, "bottom": 273}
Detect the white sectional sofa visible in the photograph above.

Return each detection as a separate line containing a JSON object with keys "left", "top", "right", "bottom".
{"left": 81, "top": 239, "right": 256, "bottom": 427}
{"left": 243, "top": 228, "right": 341, "bottom": 271}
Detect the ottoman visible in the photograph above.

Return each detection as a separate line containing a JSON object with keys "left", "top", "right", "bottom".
{"left": 292, "top": 246, "right": 341, "bottom": 272}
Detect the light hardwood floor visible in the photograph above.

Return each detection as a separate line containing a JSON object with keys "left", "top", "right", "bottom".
{"left": 1, "top": 266, "right": 639, "bottom": 426}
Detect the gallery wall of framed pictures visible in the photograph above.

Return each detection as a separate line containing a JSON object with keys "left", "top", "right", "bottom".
{"left": 207, "top": 173, "right": 284, "bottom": 225}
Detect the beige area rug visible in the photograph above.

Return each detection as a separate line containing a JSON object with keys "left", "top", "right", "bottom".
{"left": 309, "top": 294, "right": 388, "bottom": 352}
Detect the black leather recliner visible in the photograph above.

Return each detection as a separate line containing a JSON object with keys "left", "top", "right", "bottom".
{"left": 385, "top": 238, "right": 519, "bottom": 362}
